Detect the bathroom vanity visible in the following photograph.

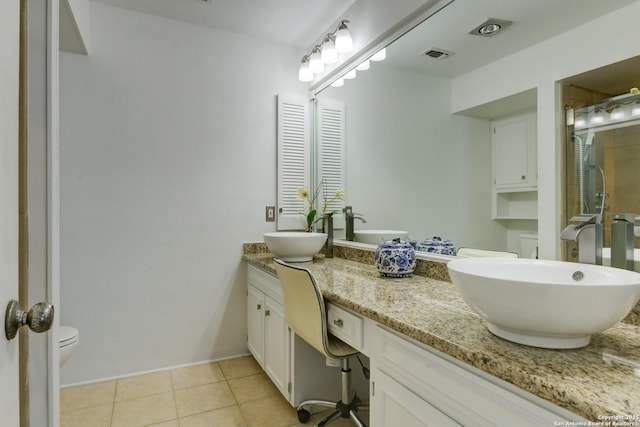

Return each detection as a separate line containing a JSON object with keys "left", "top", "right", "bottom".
{"left": 243, "top": 245, "right": 640, "bottom": 425}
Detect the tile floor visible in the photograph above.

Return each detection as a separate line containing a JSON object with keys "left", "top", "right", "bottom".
{"left": 60, "top": 355, "right": 368, "bottom": 427}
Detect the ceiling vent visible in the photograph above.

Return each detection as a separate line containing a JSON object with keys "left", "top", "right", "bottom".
{"left": 423, "top": 48, "right": 454, "bottom": 60}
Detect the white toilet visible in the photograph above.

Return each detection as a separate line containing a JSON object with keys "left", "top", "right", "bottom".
{"left": 60, "top": 326, "right": 79, "bottom": 367}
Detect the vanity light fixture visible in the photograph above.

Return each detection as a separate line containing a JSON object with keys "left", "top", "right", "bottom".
{"left": 297, "top": 20, "right": 354, "bottom": 82}
{"left": 335, "top": 21, "right": 353, "bottom": 53}
{"left": 321, "top": 36, "right": 338, "bottom": 64}
{"left": 632, "top": 101, "right": 640, "bottom": 117}
{"left": 370, "top": 48, "right": 386, "bottom": 61}
{"left": 298, "top": 56, "right": 313, "bottom": 82}
{"left": 330, "top": 78, "right": 344, "bottom": 87}
{"left": 590, "top": 109, "right": 605, "bottom": 125}
{"left": 355, "top": 59, "right": 370, "bottom": 71}
{"left": 469, "top": 19, "right": 512, "bottom": 37}
{"left": 609, "top": 106, "right": 625, "bottom": 121}
{"left": 309, "top": 46, "right": 325, "bottom": 74}
{"left": 344, "top": 69, "right": 357, "bottom": 79}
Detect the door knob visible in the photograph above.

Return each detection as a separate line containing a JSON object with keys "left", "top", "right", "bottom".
{"left": 5, "top": 300, "right": 54, "bottom": 340}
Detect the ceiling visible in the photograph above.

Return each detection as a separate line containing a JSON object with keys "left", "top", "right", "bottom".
{"left": 385, "top": 0, "right": 638, "bottom": 82}
{"left": 90, "top": 0, "right": 356, "bottom": 48}
{"left": 89, "top": 0, "right": 639, "bottom": 94}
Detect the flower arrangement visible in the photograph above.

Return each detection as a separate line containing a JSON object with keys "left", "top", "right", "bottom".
{"left": 297, "top": 180, "right": 345, "bottom": 232}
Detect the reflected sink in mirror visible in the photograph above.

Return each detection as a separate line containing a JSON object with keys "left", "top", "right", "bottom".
{"left": 353, "top": 230, "right": 409, "bottom": 245}
{"left": 263, "top": 232, "right": 327, "bottom": 263}
{"left": 447, "top": 258, "right": 640, "bottom": 349}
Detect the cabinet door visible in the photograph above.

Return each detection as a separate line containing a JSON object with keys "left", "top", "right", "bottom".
{"left": 247, "top": 285, "right": 264, "bottom": 367}
{"left": 372, "top": 370, "right": 460, "bottom": 427}
{"left": 264, "top": 296, "right": 289, "bottom": 397}
{"left": 493, "top": 113, "right": 536, "bottom": 189}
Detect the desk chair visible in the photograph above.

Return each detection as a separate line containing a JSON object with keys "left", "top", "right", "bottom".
{"left": 274, "top": 259, "right": 368, "bottom": 427}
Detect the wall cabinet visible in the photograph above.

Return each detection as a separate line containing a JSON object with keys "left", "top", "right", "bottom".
{"left": 492, "top": 111, "right": 538, "bottom": 220}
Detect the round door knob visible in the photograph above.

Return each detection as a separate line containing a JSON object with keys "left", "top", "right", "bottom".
{"left": 5, "top": 300, "right": 54, "bottom": 340}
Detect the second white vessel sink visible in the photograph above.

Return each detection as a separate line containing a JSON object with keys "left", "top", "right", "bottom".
{"left": 447, "top": 257, "right": 640, "bottom": 349}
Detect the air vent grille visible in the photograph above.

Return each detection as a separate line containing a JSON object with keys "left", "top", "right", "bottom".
{"left": 423, "top": 48, "right": 453, "bottom": 60}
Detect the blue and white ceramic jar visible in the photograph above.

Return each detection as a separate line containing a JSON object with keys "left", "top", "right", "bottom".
{"left": 416, "top": 236, "right": 456, "bottom": 255}
{"left": 375, "top": 238, "right": 416, "bottom": 278}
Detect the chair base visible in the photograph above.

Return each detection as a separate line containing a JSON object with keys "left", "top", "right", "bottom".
{"left": 297, "top": 395, "right": 369, "bottom": 427}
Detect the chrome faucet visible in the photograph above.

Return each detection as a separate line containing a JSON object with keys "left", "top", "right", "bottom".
{"left": 561, "top": 214, "right": 602, "bottom": 265}
{"left": 343, "top": 206, "right": 366, "bottom": 241}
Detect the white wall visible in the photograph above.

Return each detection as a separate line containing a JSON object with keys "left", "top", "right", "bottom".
{"left": 59, "top": 2, "right": 305, "bottom": 384}
{"left": 451, "top": 1, "right": 640, "bottom": 260}
{"left": 319, "top": 64, "right": 506, "bottom": 250}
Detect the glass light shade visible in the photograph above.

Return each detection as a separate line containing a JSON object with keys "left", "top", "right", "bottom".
{"left": 298, "top": 60, "right": 313, "bottom": 82}
{"left": 574, "top": 115, "right": 586, "bottom": 129}
{"left": 309, "top": 50, "right": 324, "bottom": 74}
{"left": 321, "top": 40, "right": 338, "bottom": 64}
{"left": 590, "top": 109, "right": 604, "bottom": 124}
{"left": 330, "top": 78, "right": 344, "bottom": 87}
{"left": 335, "top": 26, "right": 353, "bottom": 53}
{"left": 355, "top": 60, "right": 370, "bottom": 71}
{"left": 371, "top": 48, "right": 386, "bottom": 61}
{"left": 610, "top": 106, "right": 625, "bottom": 121}
{"left": 344, "top": 69, "right": 356, "bottom": 79}
{"left": 633, "top": 102, "right": 640, "bottom": 117}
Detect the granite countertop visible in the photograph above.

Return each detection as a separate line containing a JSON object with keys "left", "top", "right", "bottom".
{"left": 243, "top": 251, "right": 640, "bottom": 422}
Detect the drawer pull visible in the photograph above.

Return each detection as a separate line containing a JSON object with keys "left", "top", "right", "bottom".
{"left": 265, "top": 309, "right": 270, "bottom": 316}
{"left": 333, "top": 318, "right": 344, "bottom": 327}
{"left": 257, "top": 304, "right": 262, "bottom": 310}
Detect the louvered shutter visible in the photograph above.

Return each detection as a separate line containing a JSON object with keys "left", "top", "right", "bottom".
{"left": 277, "top": 94, "right": 310, "bottom": 230}
{"left": 316, "top": 99, "right": 346, "bottom": 227}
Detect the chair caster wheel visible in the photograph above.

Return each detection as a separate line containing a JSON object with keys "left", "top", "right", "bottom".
{"left": 297, "top": 408, "right": 311, "bottom": 423}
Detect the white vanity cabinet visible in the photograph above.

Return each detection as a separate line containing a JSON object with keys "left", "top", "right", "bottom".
{"left": 369, "top": 326, "right": 582, "bottom": 427}
{"left": 247, "top": 265, "right": 290, "bottom": 398}
{"left": 247, "top": 264, "right": 345, "bottom": 406}
{"left": 492, "top": 111, "right": 538, "bottom": 220}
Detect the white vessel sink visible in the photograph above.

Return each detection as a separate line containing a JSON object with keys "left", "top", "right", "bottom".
{"left": 263, "top": 232, "right": 327, "bottom": 262}
{"left": 353, "top": 229, "right": 409, "bottom": 244}
{"left": 447, "top": 257, "right": 640, "bottom": 349}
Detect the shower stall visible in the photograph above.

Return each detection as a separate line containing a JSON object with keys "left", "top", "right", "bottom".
{"left": 565, "top": 90, "right": 640, "bottom": 251}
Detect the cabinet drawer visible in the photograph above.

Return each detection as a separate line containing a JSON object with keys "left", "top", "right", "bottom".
{"left": 327, "top": 303, "right": 363, "bottom": 350}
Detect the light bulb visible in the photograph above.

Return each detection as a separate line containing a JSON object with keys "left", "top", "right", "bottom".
{"left": 335, "top": 22, "right": 353, "bottom": 53}
{"left": 355, "top": 60, "right": 370, "bottom": 71}
{"left": 298, "top": 59, "right": 313, "bottom": 82}
{"left": 331, "top": 78, "right": 344, "bottom": 87}
{"left": 344, "top": 69, "right": 356, "bottom": 79}
{"left": 574, "top": 115, "right": 586, "bottom": 129}
{"left": 321, "top": 38, "right": 338, "bottom": 64}
{"left": 633, "top": 102, "right": 640, "bottom": 117}
{"left": 309, "top": 48, "right": 324, "bottom": 74}
{"left": 371, "top": 48, "right": 386, "bottom": 61}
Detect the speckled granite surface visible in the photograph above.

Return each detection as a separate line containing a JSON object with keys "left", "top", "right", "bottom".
{"left": 243, "top": 248, "right": 640, "bottom": 422}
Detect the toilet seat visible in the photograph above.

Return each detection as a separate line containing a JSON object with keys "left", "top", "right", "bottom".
{"left": 60, "top": 326, "right": 78, "bottom": 347}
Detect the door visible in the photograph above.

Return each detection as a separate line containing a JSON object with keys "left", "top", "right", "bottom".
{"left": 1, "top": 1, "right": 22, "bottom": 425}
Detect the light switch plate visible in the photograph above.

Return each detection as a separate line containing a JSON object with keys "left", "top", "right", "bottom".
{"left": 265, "top": 205, "right": 276, "bottom": 222}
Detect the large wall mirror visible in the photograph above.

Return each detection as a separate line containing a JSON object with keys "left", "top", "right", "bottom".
{"left": 315, "top": 0, "right": 638, "bottom": 258}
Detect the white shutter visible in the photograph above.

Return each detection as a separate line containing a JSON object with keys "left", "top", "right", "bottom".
{"left": 317, "top": 99, "right": 346, "bottom": 226}
{"left": 277, "top": 93, "right": 310, "bottom": 230}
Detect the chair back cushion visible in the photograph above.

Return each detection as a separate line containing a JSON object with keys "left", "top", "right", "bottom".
{"left": 274, "top": 260, "right": 328, "bottom": 356}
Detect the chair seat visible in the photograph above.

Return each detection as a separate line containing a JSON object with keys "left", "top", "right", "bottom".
{"left": 327, "top": 333, "right": 359, "bottom": 358}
